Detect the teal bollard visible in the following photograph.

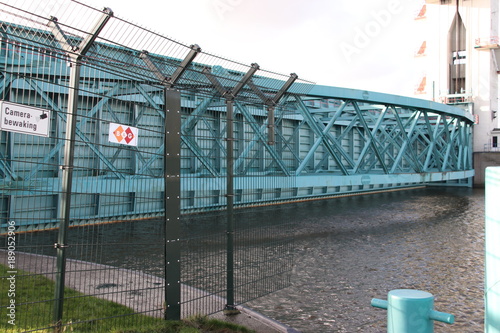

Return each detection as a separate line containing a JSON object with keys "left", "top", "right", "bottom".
{"left": 371, "top": 289, "right": 454, "bottom": 333}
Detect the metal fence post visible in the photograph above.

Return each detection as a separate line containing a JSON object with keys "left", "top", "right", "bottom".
{"left": 140, "top": 46, "right": 200, "bottom": 321}
{"left": 164, "top": 88, "right": 182, "bottom": 320}
{"left": 225, "top": 99, "right": 236, "bottom": 313}
{"left": 202, "top": 64, "right": 259, "bottom": 313}
{"left": 48, "top": 10, "right": 113, "bottom": 330}
{"left": 53, "top": 57, "right": 80, "bottom": 329}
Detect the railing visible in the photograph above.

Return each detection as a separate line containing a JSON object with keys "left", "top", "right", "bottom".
{"left": 440, "top": 93, "right": 473, "bottom": 105}
{"left": 484, "top": 143, "right": 500, "bottom": 152}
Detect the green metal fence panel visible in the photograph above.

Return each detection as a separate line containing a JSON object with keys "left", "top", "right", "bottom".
{"left": 0, "top": 1, "right": 311, "bottom": 331}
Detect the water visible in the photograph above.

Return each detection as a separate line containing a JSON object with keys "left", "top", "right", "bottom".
{"left": 15, "top": 186, "right": 485, "bottom": 332}
{"left": 244, "top": 187, "right": 485, "bottom": 332}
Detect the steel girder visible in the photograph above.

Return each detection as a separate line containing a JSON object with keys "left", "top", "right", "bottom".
{"left": 0, "top": 19, "right": 474, "bottom": 229}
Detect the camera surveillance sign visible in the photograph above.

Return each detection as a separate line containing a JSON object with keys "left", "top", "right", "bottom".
{"left": 0, "top": 101, "right": 51, "bottom": 137}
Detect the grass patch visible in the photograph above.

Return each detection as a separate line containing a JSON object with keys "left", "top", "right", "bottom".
{"left": 0, "top": 264, "right": 161, "bottom": 332}
{"left": 0, "top": 265, "right": 253, "bottom": 333}
{"left": 112, "top": 315, "right": 254, "bottom": 333}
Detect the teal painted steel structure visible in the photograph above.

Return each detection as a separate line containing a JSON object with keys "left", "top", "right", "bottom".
{"left": 0, "top": 6, "right": 474, "bottom": 232}
{"left": 486, "top": 167, "right": 500, "bottom": 333}
{"left": 372, "top": 289, "right": 454, "bottom": 332}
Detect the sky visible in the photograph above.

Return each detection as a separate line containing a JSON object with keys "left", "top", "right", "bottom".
{"left": 82, "top": 0, "right": 423, "bottom": 97}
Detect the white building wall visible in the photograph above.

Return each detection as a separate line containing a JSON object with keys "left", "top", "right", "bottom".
{"left": 422, "top": 0, "right": 498, "bottom": 152}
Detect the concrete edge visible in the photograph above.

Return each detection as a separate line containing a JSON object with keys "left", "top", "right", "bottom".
{"left": 209, "top": 304, "right": 301, "bottom": 333}
{"left": 237, "top": 305, "right": 301, "bottom": 333}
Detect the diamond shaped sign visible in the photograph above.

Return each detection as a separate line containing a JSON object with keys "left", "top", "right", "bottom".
{"left": 109, "top": 122, "right": 138, "bottom": 146}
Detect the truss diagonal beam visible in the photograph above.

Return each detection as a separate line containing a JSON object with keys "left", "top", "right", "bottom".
{"left": 181, "top": 135, "right": 221, "bottom": 176}
{"left": 353, "top": 106, "right": 388, "bottom": 173}
{"left": 23, "top": 78, "right": 125, "bottom": 180}
{"left": 295, "top": 101, "right": 348, "bottom": 174}
{"left": 390, "top": 110, "right": 422, "bottom": 174}
{"left": 442, "top": 118, "right": 459, "bottom": 171}
{"left": 353, "top": 102, "right": 389, "bottom": 174}
{"left": 423, "top": 113, "right": 447, "bottom": 170}
{"left": 0, "top": 152, "right": 19, "bottom": 181}
{"left": 391, "top": 108, "right": 423, "bottom": 173}
{"left": 295, "top": 98, "right": 352, "bottom": 175}
{"left": 234, "top": 101, "right": 290, "bottom": 175}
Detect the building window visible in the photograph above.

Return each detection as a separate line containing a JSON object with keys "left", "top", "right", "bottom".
{"left": 493, "top": 136, "right": 498, "bottom": 148}
{"left": 452, "top": 51, "right": 467, "bottom": 65}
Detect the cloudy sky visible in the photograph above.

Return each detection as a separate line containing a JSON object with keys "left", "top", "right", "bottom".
{"left": 84, "top": 0, "right": 423, "bottom": 96}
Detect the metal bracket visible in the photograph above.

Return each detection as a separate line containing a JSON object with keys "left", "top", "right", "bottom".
{"left": 53, "top": 243, "right": 70, "bottom": 249}
{"left": 203, "top": 63, "right": 259, "bottom": 100}
{"left": 141, "top": 44, "right": 201, "bottom": 88}
{"left": 48, "top": 8, "right": 113, "bottom": 59}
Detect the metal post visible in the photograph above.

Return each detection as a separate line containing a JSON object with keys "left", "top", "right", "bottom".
{"left": 224, "top": 99, "right": 237, "bottom": 313}
{"left": 53, "top": 58, "right": 80, "bottom": 329}
{"left": 140, "top": 46, "right": 199, "bottom": 321}
{"left": 267, "top": 106, "right": 275, "bottom": 145}
{"left": 164, "top": 88, "right": 182, "bottom": 320}
{"left": 248, "top": 73, "right": 297, "bottom": 147}
{"left": 202, "top": 64, "right": 262, "bottom": 314}
{"left": 48, "top": 10, "right": 113, "bottom": 330}
{"left": 486, "top": 167, "right": 500, "bottom": 333}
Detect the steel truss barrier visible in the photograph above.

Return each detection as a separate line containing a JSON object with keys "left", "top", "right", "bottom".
{"left": 0, "top": 3, "right": 473, "bottom": 232}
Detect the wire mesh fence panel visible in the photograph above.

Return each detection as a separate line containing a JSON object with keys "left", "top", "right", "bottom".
{"left": 1, "top": 2, "right": 168, "bottom": 330}
{"left": 0, "top": 26, "right": 169, "bottom": 333}
{"left": 1, "top": 1, "right": 314, "bottom": 331}
{"left": 233, "top": 224, "right": 295, "bottom": 304}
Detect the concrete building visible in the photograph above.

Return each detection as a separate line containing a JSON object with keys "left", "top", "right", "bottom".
{"left": 417, "top": 0, "right": 500, "bottom": 184}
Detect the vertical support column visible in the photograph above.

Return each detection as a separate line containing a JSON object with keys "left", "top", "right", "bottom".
{"left": 202, "top": 64, "right": 269, "bottom": 313}
{"left": 53, "top": 58, "right": 81, "bottom": 329}
{"left": 267, "top": 106, "right": 275, "bottom": 145}
{"left": 164, "top": 88, "right": 182, "bottom": 320}
{"left": 225, "top": 99, "right": 236, "bottom": 313}
{"left": 141, "top": 43, "right": 199, "bottom": 321}
{"left": 486, "top": 167, "right": 500, "bottom": 333}
{"left": 49, "top": 10, "right": 113, "bottom": 329}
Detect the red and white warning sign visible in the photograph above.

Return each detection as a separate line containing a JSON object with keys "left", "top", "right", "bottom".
{"left": 108, "top": 122, "right": 138, "bottom": 146}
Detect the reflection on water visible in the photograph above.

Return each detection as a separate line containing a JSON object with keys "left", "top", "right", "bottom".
{"left": 13, "top": 187, "right": 485, "bottom": 332}
{"left": 244, "top": 187, "right": 485, "bottom": 333}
